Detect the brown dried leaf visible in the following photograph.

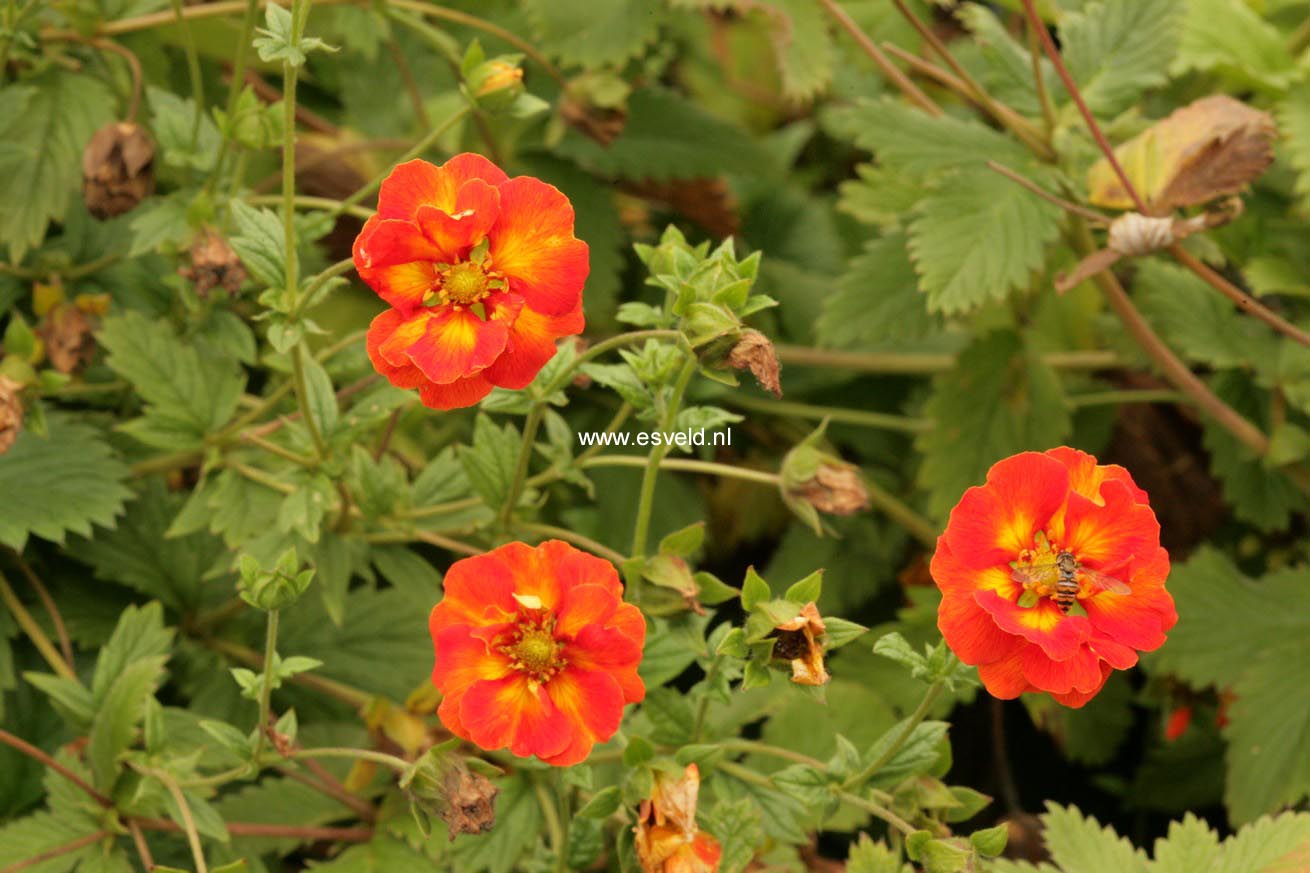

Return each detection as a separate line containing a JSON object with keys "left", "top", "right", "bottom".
{"left": 38, "top": 304, "right": 96, "bottom": 375}
{"left": 1088, "top": 96, "right": 1276, "bottom": 212}
{"left": 0, "top": 377, "right": 23, "bottom": 455}
{"left": 727, "top": 328, "right": 782, "bottom": 397}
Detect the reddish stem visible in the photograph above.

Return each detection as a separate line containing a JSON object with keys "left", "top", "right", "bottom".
{"left": 0, "top": 729, "right": 112, "bottom": 808}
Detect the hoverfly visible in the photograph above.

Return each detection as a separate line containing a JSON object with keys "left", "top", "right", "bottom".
{"left": 1010, "top": 549, "right": 1131, "bottom": 614}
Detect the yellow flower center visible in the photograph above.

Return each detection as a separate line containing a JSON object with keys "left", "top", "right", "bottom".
{"left": 501, "top": 616, "right": 566, "bottom": 681}
{"left": 441, "top": 261, "right": 491, "bottom": 305}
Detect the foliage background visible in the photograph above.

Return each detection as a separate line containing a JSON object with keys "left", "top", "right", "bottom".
{"left": 1, "top": 0, "right": 1309, "bottom": 871}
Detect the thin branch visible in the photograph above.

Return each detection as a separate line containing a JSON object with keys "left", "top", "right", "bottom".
{"left": 290, "top": 757, "right": 377, "bottom": 822}
{"left": 133, "top": 817, "right": 374, "bottom": 842}
{"left": 1018, "top": 0, "right": 1148, "bottom": 213}
{"left": 986, "top": 161, "right": 1110, "bottom": 224}
{"left": 128, "top": 818, "right": 155, "bottom": 871}
{"left": 0, "top": 830, "right": 107, "bottom": 873}
{"left": 90, "top": 38, "right": 144, "bottom": 121}
{"left": 8, "top": 552, "right": 74, "bottom": 667}
{"left": 408, "top": 528, "right": 485, "bottom": 557}
{"left": 816, "top": 0, "right": 942, "bottom": 116}
{"left": 581, "top": 454, "right": 781, "bottom": 487}
{"left": 1169, "top": 245, "right": 1310, "bottom": 347}
{"left": 1026, "top": 16, "right": 1057, "bottom": 133}
{"left": 514, "top": 522, "right": 627, "bottom": 566}
{"left": 0, "top": 730, "right": 112, "bottom": 807}
{"left": 774, "top": 344, "right": 1121, "bottom": 373}
{"left": 386, "top": 36, "right": 431, "bottom": 129}
{"left": 0, "top": 571, "right": 79, "bottom": 681}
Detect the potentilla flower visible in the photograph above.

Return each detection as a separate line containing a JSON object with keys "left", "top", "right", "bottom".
{"left": 429, "top": 540, "right": 644, "bottom": 766}
{"left": 355, "top": 154, "right": 588, "bottom": 410}
{"left": 634, "top": 764, "right": 722, "bottom": 873}
{"left": 771, "top": 602, "right": 830, "bottom": 686}
{"left": 930, "top": 448, "right": 1177, "bottom": 708}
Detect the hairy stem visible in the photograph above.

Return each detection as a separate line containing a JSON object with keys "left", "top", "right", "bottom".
{"left": 0, "top": 728, "right": 111, "bottom": 807}
{"left": 631, "top": 357, "right": 698, "bottom": 558}
{"left": 0, "top": 572, "right": 78, "bottom": 681}
{"left": 816, "top": 0, "right": 941, "bottom": 116}
{"left": 251, "top": 608, "right": 280, "bottom": 762}
{"left": 515, "top": 522, "right": 626, "bottom": 565}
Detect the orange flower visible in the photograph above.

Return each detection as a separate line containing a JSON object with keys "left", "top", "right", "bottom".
{"left": 429, "top": 540, "right": 644, "bottom": 766}
{"left": 355, "top": 154, "right": 588, "bottom": 410}
{"left": 930, "top": 448, "right": 1176, "bottom": 708}
{"left": 634, "top": 764, "right": 722, "bottom": 873}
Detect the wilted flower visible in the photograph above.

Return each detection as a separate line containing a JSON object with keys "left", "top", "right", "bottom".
{"left": 727, "top": 329, "right": 781, "bottom": 397}
{"left": 38, "top": 304, "right": 96, "bottom": 375}
{"left": 0, "top": 377, "right": 23, "bottom": 455}
{"left": 930, "top": 448, "right": 1176, "bottom": 708}
{"left": 180, "top": 230, "right": 247, "bottom": 298}
{"left": 770, "top": 601, "right": 830, "bottom": 686}
{"left": 82, "top": 121, "right": 155, "bottom": 219}
{"left": 355, "top": 154, "right": 588, "bottom": 410}
{"left": 400, "top": 746, "right": 499, "bottom": 841}
{"left": 634, "top": 764, "right": 722, "bottom": 873}
{"left": 429, "top": 540, "right": 644, "bottom": 766}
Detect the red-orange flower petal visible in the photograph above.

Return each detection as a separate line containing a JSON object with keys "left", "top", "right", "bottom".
{"left": 487, "top": 176, "right": 590, "bottom": 317}
{"left": 430, "top": 540, "right": 645, "bottom": 766}
{"left": 481, "top": 298, "right": 585, "bottom": 389}
{"left": 932, "top": 447, "right": 1175, "bottom": 709}
{"left": 377, "top": 154, "right": 508, "bottom": 221}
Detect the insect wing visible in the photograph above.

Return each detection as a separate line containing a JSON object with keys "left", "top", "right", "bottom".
{"left": 1078, "top": 567, "right": 1131, "bottom": 596}
{"left": 1011, "top": 559, "right": 1059, "bottom": 587}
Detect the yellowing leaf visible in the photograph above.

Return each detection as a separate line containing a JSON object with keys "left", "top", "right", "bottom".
{"left": 1088, "top": 95, "right": 1275, "bottom": 211}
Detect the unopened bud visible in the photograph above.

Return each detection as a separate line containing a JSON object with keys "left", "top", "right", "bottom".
{"left": 38, "top": 304, "right": 96, "bottom": 375}
{"left": 467, "top": 58, "right": 525, "bottom": 110}
{"left": 0, "top": 376, "right": 23, "bottom": 455}
{"left": 180, "top": 230, "right": 247, "bottom": 298}
{"left": 237, "top": 549, "right": 314, "bottom": 610}
{"left": 401, "top": 746, "right": 499, "bottom": 841}
{"left": 82, "top": 122, "right": 155, "bottom": 219}
{"left": 727, "top": 329, "right": 781, "bottom": 397}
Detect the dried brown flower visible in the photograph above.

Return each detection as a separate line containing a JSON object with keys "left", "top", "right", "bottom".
{"left": 180, "top": 230, "right": 247, "bottom": 298}
{"left": 440, "top": 767, "right": 499, "bottom": 840}
{"left": 82, "top": 122, "right": 155, "bottom": 219}
{"left": 38, "top": 304, "right": 96, "bottom": 375}
{"left": 796, "top": 462, "right": 869, "bottom": 516}
{"left": 771, "top": 602, "right": 831, "bottom": 686}
{"left": 727, "top": 329, "right": 782, "bottom": 397}
{"left": 0, "top": 377, "right": 23, "bottom": 455}
{"left": 634, "top": 764, "right": 722, "bottom": 873}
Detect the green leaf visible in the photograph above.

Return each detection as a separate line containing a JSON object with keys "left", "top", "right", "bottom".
{"left": 847, "top": 833, "right": 912, "bottom": 873}
{"left": 228, "top": 201, "right": 290, "bottom": 290}
{"left": 0, "top": 811, "right": 101, "bottom": 873}
{"left": 577, "top": 785, "right": 622, "bottom": 819}
{"left": 86, "top": 654, "right": 168, "bottom": 787}
{"left": 1217, "top": 810, "right": 1310, "bottom": 871}
{"left": 658, "top": 521, "right": 705, "bottom": 557}
{"left": 0, "top": 416, "right": 132, "bottom": 550}
{"left": 73, "top": 480, "right": 228, "bottom": 610}
{"left": 216, "top": 775, "right": 357, "bottom": 857}
{"left": 148, "top": 86, "right": 222, "bottom": 172}
{"left": 1149, "top": 814, "right": 1222, "bottom": 873}
{"left": 458, "top": 414, "right": 520, "bottom": 509}
{"left": 817, "top": 233, "right": 940, "bottom": 349}
{"left": 523, "top": 0, "right": 661, "bottom": 69}
{"left": 864, "top": 719, "right": 950, "bottom": 788}
{"left": 1040, "top": 803, "right": 1148, "bottom": 873}
{"left": 254, "top": 3, "right": 338, "bottom": 65}
{"left": 833, "top": 98, "right": 1032, "bottom": 179}
{"left": 642, "top": 687, "right": 696, "bottom": 744}
{"left": 556, "top": 88, "right": 774, "bottom": 182}
{"left": 908, "top": 168, "right": 1063, "bottom": 314}
{"left": 99, "top": 312, "right": 245, "bottom": 450}
{"left": 705, "top": 796, "right": 763, "bottom": 873}
{"left": 1134, "top": 262, "right": 1267, "bottom": 372}
{"left": 1172, "top": 0, "right": 1301, "bottom": 92}
{"left": 300, "top": 354, "right": 340, "bottom": 438}
{"left": 91, "top": 602, "right": 174, "bottom": 706}
{"left": 0, "top": 71, "right": 113, "bottom": 260}
{"left": 1061, "top": 0, "right": 1181, "bottom": 116}
{"left": 410, "top": 446, "right": 473, "bottom": 506}
{"left": 783, "top": 570, "right": 822, "bottom": 604}
{"left": 916, "top": 331, "right": 1072, "bottom": 518}
{"left": 1201, "top": 372, "right": 1306, "bottom": 532}
{"left": 371, "top": 545, "right": 442, "bottom": 607}
{"left": 305, "top": 836, "right": 432, "bottom": 872}
{"left": 1278, "top": 90, "right": 1310, "bottom": 209}
{"left": 766, "top": 0, "right": 834, "bottom": 101}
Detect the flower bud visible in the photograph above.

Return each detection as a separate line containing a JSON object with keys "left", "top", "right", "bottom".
{"left": 82, "top": 121, "right": 155, "bottom": 219}
{"left": 400, "top": 746, "right": 499, "bottom": 841}
{"left": 727, "top": 329, "right": 781, "bottom": 397}
{"left": 466, "top": 57, "right": 525, "bottom": 110}
{"left": 0, "top": 376, "right": 23, "bottom": 455}
{"left": 237, "top": 549, "right": 314, "bottom": 611}
{"left": 781, "top": 444, "right": 870, "bottom": 517}
{"left": 180, "top": 230, "right": 247, "bottom": 298}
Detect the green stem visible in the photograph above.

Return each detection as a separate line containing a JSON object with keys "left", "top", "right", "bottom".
{"left": 844, "top": 678, "right": 946, "bottom": 789}
{"left": 209, "top": 0, "right": 262, "bottom": 195}
{"left": 0, "top": 571, "right": 78, "bottom": 682}
{"left": 631, "top": 356, "right": 697, "bottom": 558}
{"left": 542, "top": 330, "right": 683, "bottom": 395}
{"left": 834, "top": 789, "right": 916, "bottom": 836}
{"left": 296, "top": 257, "right": 354, "bottom": 315}
{"left": 1070, "top": 389, "right": 1184, "bottom": 408}
{"left": 242, "top": 431, "right": 317, "bottom": 467}
{"left": 247, "top": 193, "right": 376, "bottom": 220}
{"left": 168, "top": 0, "right": 205, "bottom": 145}
{"left": 250, "top": 609, "right": 280, "bottom": 762}
{"left": 717, "top": 738, "right": 827, "bottom": 770}
{"left": 292, "top": 747, "right": 410, "bottom": 771}
{"left": 864, "top": 477, "right": 938, "bottom": 548}
{"left": 532, "top": 775, "right": 568, "bottom": 873}
{"left": 498, "top": 404, "right": 545, "bottom": 529}
{"left": 726, "top": 394, "right": 930, "bottom": 434}
{"left": 583, "top": 454, "right": 779, "bottom": 486}
{"left": 334, "top": 105, "right": 472, "bottom": 215}
{"left": 290, "top": 346, "right": 330, "bottom": 457}
{"left": 514, "top": 522, "right": 625, "bottom": 565}
{"left": 147, "top": 766, "right": 209, "bottom": 873}
{"left": 774, "top": 344, "right": 1121, "bottom": 374}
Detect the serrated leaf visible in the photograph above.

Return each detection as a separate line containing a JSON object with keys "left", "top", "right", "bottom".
{"left": 0, "top": 811, "right": 102, "bottom": 873}
{"left": 87, "top": 655, "right": 168, "bottom": 787}
{"left": 1217, "top": 810, "right": 1310, "bottom": 871}
{"left": 524, "top": 0, "right": 660, "bottom": 69}
{"left": 216, "top": 775, "right": 356, "bottom": 857}
{"left": 865, "top": 719, "right": 950, "bottom": 788}
{"left": 99, "top": 311, "right": 245, "bottom": 449}
{"left": 1278, "top": 90, "right": 1310, "bottom": 209}
{"left": 228, "top": 201, "right": 290, "bottom": 290}
{"left": 1040, "top": 802, "right": 1148, "bottom": 873}
{"left": 818, "top": 233, "right": 939, "bottom": 348}
{"left": 300, "top": 353, "right": 339, "bottom": 438}
{"left": 908, "top": 168, "right": 1063, "bottom": 314}
{"left": 847, "top": 832, "right": 912, "bottom": 873}
{"left": 767, "top": 0, "right": 834, "bottom": 100}
{"left": 1149, "top": 813, "right": 1222, "bottom": 873}
{"left": 91, "top": 602, "right": 174, "bottom": 706}
{"left": 148, "top": 86, "right": 222, "bottom": 172}
{"left": 1172, "top": 0, "right": 1301, "bottom": 92}
{"left": 0, "top": 71, "right": 113, "bottom": 260}
{"left": 458, "top": 414, "right": 520, "bottom": 509}
{"left": 1061, "top": 0, "right": 1180, "bottom": 117}
{"left": 0, "top": 416, "right": 132, "bottom": 550}
{"left": 916, "top": 331, "right": 1072, "bottom": 518}
{"left": 643, "top": 687, "right": 696, "bottom": 744}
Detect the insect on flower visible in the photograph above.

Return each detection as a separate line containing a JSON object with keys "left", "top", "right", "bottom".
{"left": 931, "top": 448, "right": 1177, "bottom": 707}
